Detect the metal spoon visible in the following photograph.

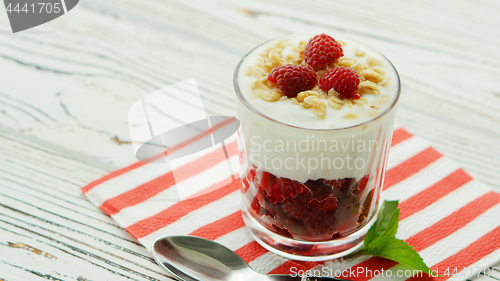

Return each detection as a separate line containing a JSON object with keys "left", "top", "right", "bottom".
{"left": 152, "top": 235, "right": 350, "bottom": 281}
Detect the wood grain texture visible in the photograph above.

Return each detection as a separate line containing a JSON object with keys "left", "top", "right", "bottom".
{"left": 0, "top": 0, "right": 499, "bottom": 279}
{"left": 0, "top": 134, "right": 175, "bottom": 280}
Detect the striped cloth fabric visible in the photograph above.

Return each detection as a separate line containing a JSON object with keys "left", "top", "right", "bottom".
{"left": 81, "top": 124, "right": 500, "bottom": 281}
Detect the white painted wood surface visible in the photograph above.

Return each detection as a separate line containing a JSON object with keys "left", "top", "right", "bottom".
{"left": 0, "top": 0, "right": 499, "bottom": 280}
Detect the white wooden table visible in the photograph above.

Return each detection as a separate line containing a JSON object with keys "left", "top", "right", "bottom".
{"left": 1, "top": 0, "right": 499, "bottom": 280}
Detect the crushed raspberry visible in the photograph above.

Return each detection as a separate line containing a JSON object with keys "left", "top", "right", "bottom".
{"left": 268, "top": 64, "right": 317, "bottom": 98}
{"left": 304, "top": 34, "right": 344, "bottom": 67}
{"left": 322, "top": 178, "right": 344, "bottom": 189}
{"left": 266, "top": 208, "right": 277, "bottom": 219}
{"left": 251, "top": 196, "right": 263, "bottom": 217}
{"left": 277, "top": 177, "right": 312, "bottom": 198}
{"left": 305, "top": 180, "right": 339, "bottom": 214}
{"left": 330, "top": 233, "right": 341, "bottom": 239}
{"left": 320, "top": 67, "right": 360, "bottom": 99}
{"left": 272, "top": 224, "right": 294, "bottom": 238}
{"left": 256, "top": 171, "right": 273, "bottom": 194}
{"left": 307, "top": 179, "right": 330, "bottom": 196}
{"left": 267, "top": 184, "right": 285, "bottom": 203}
{"left": 243, "top": 169, "right": 257, "bottom": 193}
{"left": 245, "top": 165, "right": 376, "bottom": 240}
{"left": 357, "top": 174, "right": 370, "bottom": 193}
{"left": 258, "top": 170, "right": 276, "bottom": 189}
{"left": 308, "top": 194, "right": 338, "bottom": 214}
{"left": 303, "top": 209, "right": 336, "bottom": 235}
{"left": 281, "top": 198, "right": 308, "bottom": 220}
{"left": 257, "top": 171, "right": 284, "bottom": 203}
{"left": 357, "top": 190, "right": 374, "bottom": 224}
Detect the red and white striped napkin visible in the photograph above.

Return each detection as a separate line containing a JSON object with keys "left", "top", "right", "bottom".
{"left": 81, "top": 123, "right": 500, "bottom": 281}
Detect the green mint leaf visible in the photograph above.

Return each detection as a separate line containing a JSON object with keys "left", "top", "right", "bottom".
{"left": 363, "top": 200, "right": 399, "bottom": 245}
{"left": 362, "top": 207, "right": 400, "bottom": 253}
{"left": 363, "top": 212, "right": 399, "bottom": 253}
{"left": 353, "top": 200, "right": 432, "bottom": 275}
{"left": 367, "top": 238, "right": 431, "bottom": 274}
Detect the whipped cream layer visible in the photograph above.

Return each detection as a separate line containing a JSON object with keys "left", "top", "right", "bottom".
{"left": 235, "top": 34, "right": 400, "bottom": 182}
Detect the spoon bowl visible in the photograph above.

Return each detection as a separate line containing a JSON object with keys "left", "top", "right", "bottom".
{"left": 153, "top": 235, "right": 254, "bottom": 281}
{"left": 152, "top": 235, "right": 351, "bottom": 281}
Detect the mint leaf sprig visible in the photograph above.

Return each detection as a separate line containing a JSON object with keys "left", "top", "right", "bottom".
{"left": 351, "top": 200, "right": 432, "bottom": 274}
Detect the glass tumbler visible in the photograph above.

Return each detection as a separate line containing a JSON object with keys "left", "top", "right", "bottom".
{"left": 234, "top": 35, "right": 401, "bottom": 261}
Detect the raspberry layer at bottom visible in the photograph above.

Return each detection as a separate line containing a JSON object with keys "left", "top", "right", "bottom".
{"left": 241, "top": 166, "right": 376, "bottom": 241}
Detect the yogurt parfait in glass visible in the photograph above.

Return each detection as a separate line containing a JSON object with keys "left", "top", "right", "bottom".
{"left": 234, "top": 34, "right": 400, "bottom": 261}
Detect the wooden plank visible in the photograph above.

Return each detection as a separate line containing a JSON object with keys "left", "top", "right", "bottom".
{"left": 0, "top": 135, "right": 174, "bottom": 280}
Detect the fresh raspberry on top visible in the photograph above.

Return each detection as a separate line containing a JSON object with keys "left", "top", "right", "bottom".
{"left": 320, "top": 67, "right": 360, "bottom": 99}
{"left": 268, "top": 64, "right": 317, "bottom": 98}
{"left": 304, "top": 34, "right": 344, "bottom": 67}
